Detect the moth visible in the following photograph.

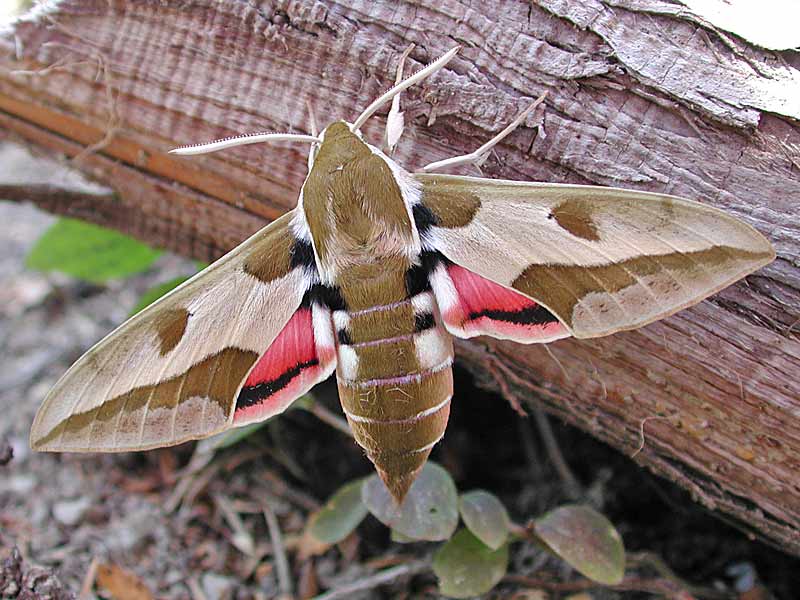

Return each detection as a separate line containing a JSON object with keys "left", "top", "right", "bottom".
{"left": 30, "top": 47, "right": 775, "bottom": 503}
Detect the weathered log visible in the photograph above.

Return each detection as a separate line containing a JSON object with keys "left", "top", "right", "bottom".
{"left": 1, "top": 0, "right": 798, "bottom": 553}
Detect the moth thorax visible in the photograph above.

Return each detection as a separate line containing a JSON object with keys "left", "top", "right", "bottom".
{"left": 302, "top": 122, "right": 418, "bottom": 279}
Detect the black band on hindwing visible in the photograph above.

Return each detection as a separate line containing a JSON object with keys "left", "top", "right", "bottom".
{"left": 469, "top": 304, "right": 560, "bottom": 326}
{"left": 237, "top": 359, "right": 320, "bottom": 408}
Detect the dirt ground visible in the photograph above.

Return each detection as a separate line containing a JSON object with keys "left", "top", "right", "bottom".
{"left": 1, "top": 200, "right": 799, "bottom": 599}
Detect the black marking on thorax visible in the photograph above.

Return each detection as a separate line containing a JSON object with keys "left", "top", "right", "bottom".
{"left": 406, "top": 250, "right": 444, "bottom": 296}
{"left": 302, "top": 283, "right": 347, "bottom": 311}
{"left": 412, "top": 203, "right": 438, "bottom": 237}
{"left": 290, "top": 239, "right": 316, "bottom": 269}
{"left": 414, "top": 312, "right": 435, "bottom": 332}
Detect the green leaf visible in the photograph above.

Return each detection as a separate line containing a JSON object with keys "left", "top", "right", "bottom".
{"left": 361, "top": 462, "right": 458, "bottom": 541}
{"left": 306, "top": 479, "right": 369, "bottom": 544}
{"left": 26, "top": 218, "right": 161, "bottom": 283}
{"left": 390, "top": 529, "right": 416, "bottom": 544}
{"left": 290, "top": 394, "right": 316, "bottom": 411}
{"left": 129, "top": 276, "right": 189, "bottom": 315}
{"left": 459, "top": 490, "right": 511, "bottom": 550}
{"left": 211, "top": 421, "right": 270, "bottom": 449}
{"left": 534, "top": 504, "right": 625, "bottom": 585}
{"left": 433, "top": 529, "right": 509, "bottom": 598}
{"left": 210, "top": 394, "right": 314, "bottom": 449}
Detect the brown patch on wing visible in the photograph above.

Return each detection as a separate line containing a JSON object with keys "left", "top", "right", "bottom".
{"left": 242, "top": 212, "right": 296, "bottom": 283}
{"left": 153, "top": 308, "right": 189, "bottom": 355}
{"left": 512, "top": 246, "right": 774, "bottom": 331}
{"left": 33, "top": 347, "right": 258, "bottom": 450}
{"left": 550, "top": 199, "right": 601, "bottom": 241}
{"left": 421, "top": 186, "right": 481, "bottom": 228}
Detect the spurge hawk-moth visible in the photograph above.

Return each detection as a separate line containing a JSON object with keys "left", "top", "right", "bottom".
{"left": 30, "top": 47, "right": 775, "bottom": 503}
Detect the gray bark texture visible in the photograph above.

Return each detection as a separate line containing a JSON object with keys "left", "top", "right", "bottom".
{"left": 1, "top": 0, "right": 798, "bottom": 553}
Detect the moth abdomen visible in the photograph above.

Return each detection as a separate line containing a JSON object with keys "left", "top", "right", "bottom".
{"left": 414, "top": 312, "right": 436, "bottom": 332}
{"left": 333, "top": 288, "right": 454, "bottom": 503}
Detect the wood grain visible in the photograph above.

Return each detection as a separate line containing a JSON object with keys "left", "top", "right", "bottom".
{"left": 1, "top": 0, "right": 798, "bottom": 553}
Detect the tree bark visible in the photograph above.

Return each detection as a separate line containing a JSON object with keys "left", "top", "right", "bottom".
{"left": 1, "top": 0, "right": 798, "bottom": 553}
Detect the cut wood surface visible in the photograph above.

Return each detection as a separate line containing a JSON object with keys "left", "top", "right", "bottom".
{"left": 1, "top": 0, "right": 798, "bottom": 553}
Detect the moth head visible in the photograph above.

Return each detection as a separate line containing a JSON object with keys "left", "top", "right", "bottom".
{"left": 301, "top": 121, "right": 372, "bottom": 171}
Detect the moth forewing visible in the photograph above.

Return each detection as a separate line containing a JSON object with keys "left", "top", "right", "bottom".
{"left": 30, "top": 210, "right": 313, "bottom": 453}
{"left": 414, "top": 174, "right": 775, "bottom": 339}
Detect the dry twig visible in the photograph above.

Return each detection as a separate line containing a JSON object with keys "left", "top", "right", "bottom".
{"left": 532, "top": 406, "right": 582, "bottom": 500}
{"left": 311, "top": 560, "right": 429, "bottom": 600}
{"left": 262, "top": 500, "right": 294, "bottom": 598}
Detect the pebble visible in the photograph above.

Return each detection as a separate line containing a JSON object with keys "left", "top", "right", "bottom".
{"left": 202, "top": 572, "right": 236, "bottom": 599}
{"left": 52, "top": 496, "right": 91, "bottom": 527}
{"left": 105, "top": 508, "right": 154, "bottom": 552}
{"left": 2, "top": 473, "right": 36, "bottom": 495}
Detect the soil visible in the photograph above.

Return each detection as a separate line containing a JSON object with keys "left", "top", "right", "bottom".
{"left": 1, "top": 200, "right": 798, "bottom": 599}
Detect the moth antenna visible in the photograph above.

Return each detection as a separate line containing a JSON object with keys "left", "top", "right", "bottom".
{"left": 169, "top": 132, "right": 320, "bottom": 156}
{"left": 306, "top": 101, "right": 320, "bottom": 171}
{"left": 351, "top": 45, "right": 460, "bottom": 133}
{"left": 306, "top": 100, "right": 319, "bottom": 138}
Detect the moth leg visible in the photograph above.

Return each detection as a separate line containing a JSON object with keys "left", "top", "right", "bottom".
{"left": 419, "top": 91, "right": 547, "bottom": 173}
{"left": 382, "top": 44, "right": 415, "bottom": 155}
{"left": 352, "top": 46, "right": 459, "bottom": 133}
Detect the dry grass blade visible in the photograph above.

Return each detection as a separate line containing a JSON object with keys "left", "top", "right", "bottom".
{"left": 212, "top": 493, "right": 257, "bottom": 557}
{"left": 263, "top": 500, "right": 294, "bottom": 598}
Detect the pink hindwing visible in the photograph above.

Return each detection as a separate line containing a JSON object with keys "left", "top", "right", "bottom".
{"left": 430, "top": 260, "right": 569, "bottom": 344}
{"left": 234, "top": 302, "right": 336, "bottom": 425}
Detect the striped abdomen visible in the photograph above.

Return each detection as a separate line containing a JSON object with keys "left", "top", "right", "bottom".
{"left": 334, "top": 289, "right": 454, "bottom": 502}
